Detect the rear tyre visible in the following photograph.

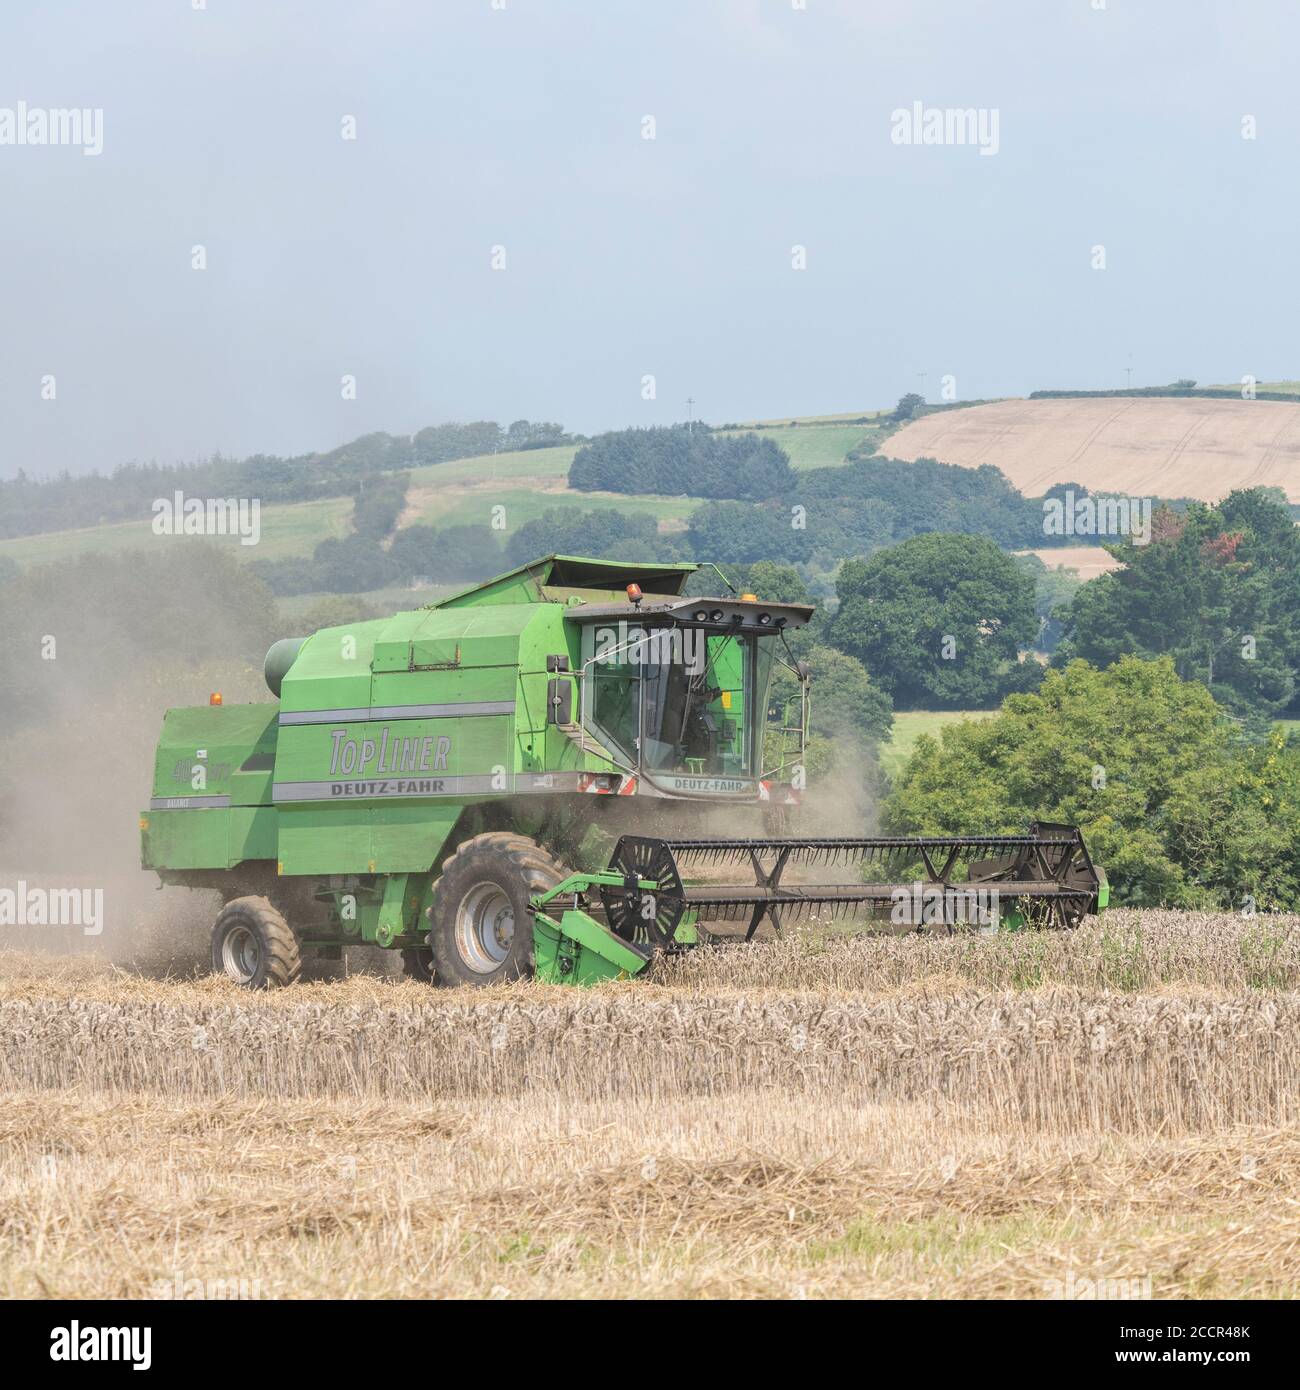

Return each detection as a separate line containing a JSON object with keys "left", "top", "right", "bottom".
{"left": 211, "top": 896, "right": 302, "bottom": 989}
{"left": 425, "top": 832, "right": 564, "bottom": 988}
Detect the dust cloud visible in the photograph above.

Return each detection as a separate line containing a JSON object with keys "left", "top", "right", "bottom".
{"left": 0, "top": 548, "right": 276, "bottom": 974}
{"left": 0, "top": 665, "right": 266, "bottom": 974}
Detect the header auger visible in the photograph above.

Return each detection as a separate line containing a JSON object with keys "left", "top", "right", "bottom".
{"left": 139, "top": 553, "right": 1106, "bottom": 989}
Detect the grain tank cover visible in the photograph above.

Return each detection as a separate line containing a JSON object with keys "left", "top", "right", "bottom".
{"left": 433, "top": 554, "right": 698, "bottom": 609}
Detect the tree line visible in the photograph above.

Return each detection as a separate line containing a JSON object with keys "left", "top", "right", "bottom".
{"left": 1030, "top": 381, "right": 1300, "bottom": 403}
{"left": 0, "top": 418, "right": 573, "bottom": 541}
{"left": 566, "top": 423, "right": 1185, "bottom": 561}
{"left": 568, "top": 425, "right": 794, "bottom": 499}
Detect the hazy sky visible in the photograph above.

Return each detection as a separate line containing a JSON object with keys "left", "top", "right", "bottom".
{"left": 2, "top": 0, "right": 1297, "bottom": 479}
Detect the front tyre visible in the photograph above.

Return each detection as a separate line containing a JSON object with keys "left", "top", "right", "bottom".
{"left": 211, "top": 896, "right": 302, "bottom": 989}
{"left": 425, "top": 833, "right": 564, "bottom": 987}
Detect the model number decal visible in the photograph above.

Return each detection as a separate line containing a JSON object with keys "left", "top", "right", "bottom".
{"left": 329, "top": 726, "right": 451, "bottom": 777}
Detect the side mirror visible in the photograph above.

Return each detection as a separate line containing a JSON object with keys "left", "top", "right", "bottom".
{"left": 546, "top": 677, "right": 573, "bottom": 725}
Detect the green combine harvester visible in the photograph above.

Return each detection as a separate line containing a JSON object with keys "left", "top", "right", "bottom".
{"left": 141, "top": 554, "right": 1105, "bottom": 988}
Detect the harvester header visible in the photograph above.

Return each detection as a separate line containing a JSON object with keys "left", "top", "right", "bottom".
{"left": 528, "top": 823, "right": 1106, "bottom": 985}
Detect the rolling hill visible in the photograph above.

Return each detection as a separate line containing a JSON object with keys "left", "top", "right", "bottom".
{"left": 880, "top": 397, "right": 1300, "bottom": 504}
{"left": 0, "top": 426, "right": 875, "bottom": 576}
{"left": 8, "top": 392, "right": 1294, "bottom": 600}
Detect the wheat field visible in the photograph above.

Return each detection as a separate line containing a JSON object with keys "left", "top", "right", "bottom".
{"left": 880, "top": 396, "right": 1300, "bottom": 503}
{"left": 2, "top": 910, "right": 1299, "bottom": 1299}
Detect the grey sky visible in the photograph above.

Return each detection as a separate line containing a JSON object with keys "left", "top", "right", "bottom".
{"left": 1, "top": 0, "right": 1296, "bottom": 479}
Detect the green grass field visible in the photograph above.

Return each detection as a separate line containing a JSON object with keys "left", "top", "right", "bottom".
{"left": 405, "top": 440, "right": 709, "bottom": 533}
{"left": 879, "top": 709, "right": 997, "bottom": 780}
{"left": 717, "top": 423, "right": 878, "bottom": 471}
{"left": 404, "top": 484, "right": 696, "bottom": 534}
{"left": 0, "top": 496, "right": 354, "bottom": 571}
{"left": 407, "top": 444, "right": 577, "bottom": 489}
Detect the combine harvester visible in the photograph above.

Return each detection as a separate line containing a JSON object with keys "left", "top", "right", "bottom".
{"left": 140, "top": 555, "right": 1105, "bottom": 988}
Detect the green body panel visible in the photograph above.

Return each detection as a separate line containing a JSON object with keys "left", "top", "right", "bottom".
{"left": 148, "top": 704, "right": 279, "bottom": 804}
{"left": 142, "top": 704, "right": 280, "bottom": 869}
{"left": 272, "top": 800, "right": 470, "bottom": 877}
{"left": 143, "top": 806, "right": 278, "bottom": 870}
{"left": 529, "top": 871, "right": 697, "bottom": 986}
{"left": 533, "top": 907, "right": 652, "bottom": 985}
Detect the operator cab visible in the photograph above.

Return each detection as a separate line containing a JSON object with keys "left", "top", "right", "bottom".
{"left": 566, "top": 592, "right": 813, "bottom": 796}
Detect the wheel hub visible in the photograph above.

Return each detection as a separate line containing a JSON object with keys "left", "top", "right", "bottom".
{"left": 454, "top": 882, "right": 515, "bottom": 973}
{"left": 221, "top": 923, "right": 261, "bottom": 983}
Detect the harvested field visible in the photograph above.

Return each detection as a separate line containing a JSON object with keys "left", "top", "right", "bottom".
{"left": 1014, "top": 545, "right": 1125, "bottom": 580}
{"left": 2, "top": 910, "right": 1299, "bottom": 1298}
{"left": 882, "top": 398, "right": 1300, "bottom": 503}
{"left": 4, "top": 1091, "right": 1297, "bottom": 1299}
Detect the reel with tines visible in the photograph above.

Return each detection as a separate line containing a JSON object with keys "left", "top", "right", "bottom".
{"left": 600, "top": 836, "right": 687, "bottom": 948}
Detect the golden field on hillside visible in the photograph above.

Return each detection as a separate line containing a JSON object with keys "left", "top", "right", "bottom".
{"left": 883, "top": 397, "right": 1300, "bottom": 503}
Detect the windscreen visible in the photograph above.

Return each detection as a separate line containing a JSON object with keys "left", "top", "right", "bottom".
{"left": 582, "top": 623, "right": 774, "bottom": 784}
